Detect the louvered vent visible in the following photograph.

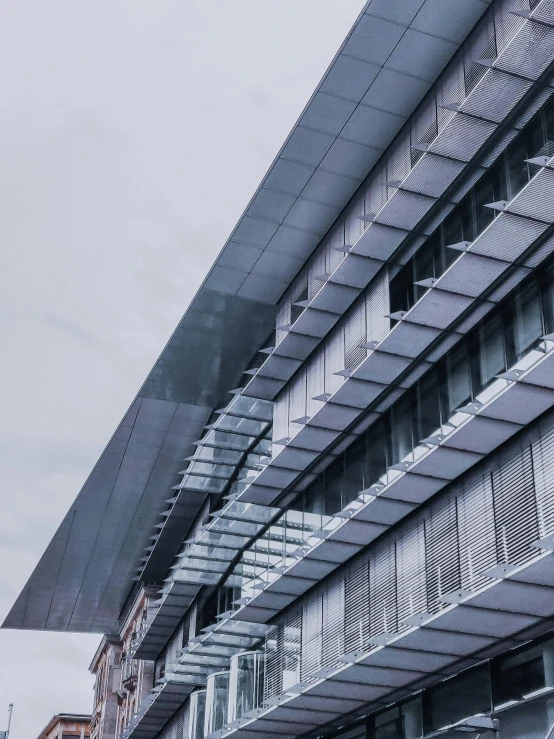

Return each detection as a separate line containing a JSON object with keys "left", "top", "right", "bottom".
{"left": 344, "top": 301, "right": 367, "bottom": 370}
{"left": 301, "top": 594, "right": 322, "bottom": 678}
{"left": 457, "top": 469, "right": 496, "bottom": 592}
{"left": 344, "top": 555, "right": 370, "bottom": 653}
{"left": 397, "top": 519, "right": 427, "bottom": 623}
{"left": 533, "top": 425, "right": 554, "bottom": 538}
{"left": 492, "top": 447, "right": 539, "bottom": 566}
{"left": 321, "top": 577, "right": 345, "bottom": 667}
{"left": 425, "top": 495, "right": 461, "bottom": 612}
{"left": 369, "top": 540, "right": 398, "bottom": 640}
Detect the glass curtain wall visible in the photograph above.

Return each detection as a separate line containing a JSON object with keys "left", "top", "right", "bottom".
{"left": 390, "top": 96, "right": 554, "bottom": 315}
{"left": 298, "top": 259, "right": 554, "bottom": 518}
{"left": 327, "top": 634, "right": 554, "bottom": 739}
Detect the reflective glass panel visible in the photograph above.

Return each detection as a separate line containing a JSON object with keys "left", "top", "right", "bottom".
{"left": 514, "top": 281, "right": 543, "bottom": 359}
{"left": 479, "top": 314, "right": 506, "bottom": 389}
{"left": 424, "top": 665, "right": 491, "bottom": 731}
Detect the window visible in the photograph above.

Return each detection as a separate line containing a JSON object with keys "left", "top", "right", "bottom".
{"left": 493, "top": 643, "right": 545, "bottom": 706}
{"left": 513, "top": 281, "right": 543, "bottom": 360}
{"left": 417, "top": 368, "right": 443, "bottom": 440}
{"left": 371, "top": 698, "right": 422, "bottom": 739}
{"left": 424, "top": 666, "right": 491, "bottom": 732}
{"left": 447, "top": 345, "right": 472, "bottom": 415}
{"left": 390, "top": 394, "right": 414, "bottom": 465}
{"left": 479, "top": 315, "right": 506, "bottom": 389}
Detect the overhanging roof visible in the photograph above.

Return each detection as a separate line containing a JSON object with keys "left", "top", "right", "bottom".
{"left": 3, "top": 0, "right": 491, "bottom": 635}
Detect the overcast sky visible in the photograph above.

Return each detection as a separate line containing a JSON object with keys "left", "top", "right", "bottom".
{"left": 0, "top": 2, "right": 365, "bottom": 736}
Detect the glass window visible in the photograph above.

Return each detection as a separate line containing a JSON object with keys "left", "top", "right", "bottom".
{"left": 414, "top": 239, "right": 439, "bottom": 302}
{"left": 447, "top": 345, "right": 473, "bottom": 415}
{"left": 417, "top": 369, "right": 443, "bottom": 441}
{"left": 324, "top": 462, "right": 344, "bottom": 515}
{"left": 479, "top": 314, "right": 506, "bottom": 390}
{"left": 492, "top": 640, "right": 549, "bottom": 706}
{"left": 505, "top": 135, "right": 532, "bottom": 199}
{"left": 473, "top": 176, "right": 496, "bottom": 236}
{"left": 402, "top": 698, "right": 423, "bottom": 739}
{"left": 343, "top": 439, "right": 369, "bottom": 503}
{"left": 367, "top": 426, "right": 388, "bottom": 485}
{"left": 390, "top": 394, "right": 414, "bottom": 465}
{"left": 424, "top": 666, "right": 491, "bottom": 732}
{"left": 514, "top": 280, "right": 543, "bottom": 359}
{"left": 390, "top": 265, "right": 414, "bottom": 314}
{"left": 374, "top": 707, "right": 402, "bottom": 739}
{"left": 542, "top": 265, "right": 554, "bottom": 334}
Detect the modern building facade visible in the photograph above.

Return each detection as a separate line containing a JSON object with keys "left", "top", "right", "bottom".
{"left": 37, "top": 714, "right": 91, "bottom": 739}
{"left": 7, "top": 1, "right": 554, "bottom": 739}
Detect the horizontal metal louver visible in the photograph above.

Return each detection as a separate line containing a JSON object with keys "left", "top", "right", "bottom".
{"left": 369, "top": 540, "right": 397, "bottom": 640}
{"left": 328, "top": 221, "right": 346, "bottom": 272}
{"left": 272, "top": 390, "right": 289, "bottom": 444}
{"left": 264, "top": 606, "right": 302, "bottom": 701}
{"left": 288, "top": 374, "right": 306, "bottom": 436}
{"left": 324, "top": 331, "right": 345, "bottom": 395}
{"left": 457, "top": 469, "right": 496, "bottom": 592}
{"left": 425, "top": 494, "right": 461, "bottom": 613}
{"left": 396, "top": 519, "right": 427, "bottom": 623}
{"left": 344, "top": 301, "right": 367, "bottom": 370}
{"left": 321, "top": 576, "right": 345, "bottom": 667}
{"left": 366, "top": 269, "right": 390, "bottom": 343}
{"left": 533, "top": 424, "right": 554, "bottom": 538}
{"left": 301, "top": 594, "right": 322, "bottom": 678}
{"left": 306, "top": 353, "right": 325, "bottom": 419}
{"left": 492, "top": 447, "right": 539, "bottom": 567}
{"left": 174, "top": 703, "right": 187, "bottom": 739}
{"left": 344, "top": 555, "right": 370, "bottom": 653}
{"left": 263, "top": 623, "right": 281, "bottom": 701}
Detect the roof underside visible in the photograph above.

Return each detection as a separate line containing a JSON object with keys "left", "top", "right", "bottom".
{"left": 3, "top": 0, "right": 491, "bottom": 634}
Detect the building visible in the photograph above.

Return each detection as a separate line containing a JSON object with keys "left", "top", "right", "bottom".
{"left": 37, "top": 714, "right": 90, "bottom": 739}
{"left": 89, "top": 589, "right": 157, "bottom": 739}
{"left": 7, "top": 1, "right": 554, "bottom": 738}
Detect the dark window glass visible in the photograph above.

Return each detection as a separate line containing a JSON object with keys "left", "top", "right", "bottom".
{"left": 324, "top": 462, "right": 344, "bottom": 515}
{"left": 390, "top": 264, "right": 414, "bottom": 314}
{"left": 493, "top": 642, "right": 547, "bottom": 705}
{"left": 424, "top": 666, "right": 491, "bottom": 732}
{"left": 543, "top": 267, "right": 554, "bottom": 334}
{"left": 367, "top": 424, "right": 387, "bottom": 484}
{"left": 417, "top": 368, "right": 443, "bottom": 441}
{"left": 374, "top": 707, "right": 402, "bottom": 739}
{"left": 479, "top": 314, "right": 506, "bottom": 390}
{"left": 390, "top": 394, "right": 414, "bottom": 465}
{"left": 505, "top": 135, "right": 532, "bottom": 198}
{"left": 344, "top": 439, "right": 369, "bottom": 503}
{"left": 447, "top": 345, "right": 473, "bottom": 415}
{"left": 402, "top": 698, "right": 423, "bottom": 739}
{"left": 414, "top": 238, "right": 439, "bottom": 301}
{"left": 514, "top": 281, "right": 543, "bottom": 359}
{"left": 473, "top": 176, "right": 496, "bottom": 235}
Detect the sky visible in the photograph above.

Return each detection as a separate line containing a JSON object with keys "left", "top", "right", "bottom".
{"left": 0, "top": 1, "right": 365, "bottom": 736}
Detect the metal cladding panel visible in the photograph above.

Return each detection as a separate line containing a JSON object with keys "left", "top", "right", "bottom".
{"left": 461, "top": 68, "right": 532, "bottom": 121}
{"left": 4, "top": 399, "right": 211, "bottom": 632}
{"left": 353, "top": 223, "right": 409, "bottom": 261}
{"left": 430, "top": 113, "right": 497, "bottom": 161}
{"left": 400, "top": 153, "right": 465, "bottom": 197}
{"left": 436, "top": 253, "right": 509, "bottom": 297}
{"left": 509, "top": 167, "right": 554, "bottom": 222}
{"left": 406, "top": 290, "right": 474, "bottom": 330}
{"left": 375, "top": 191, "right": 436, "bottom": 232}
{"left": 497, "top": 21, "right": 554, "bottom": 80}
{"left": 471, "top": 213, "right": 548, "bottom": 262}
